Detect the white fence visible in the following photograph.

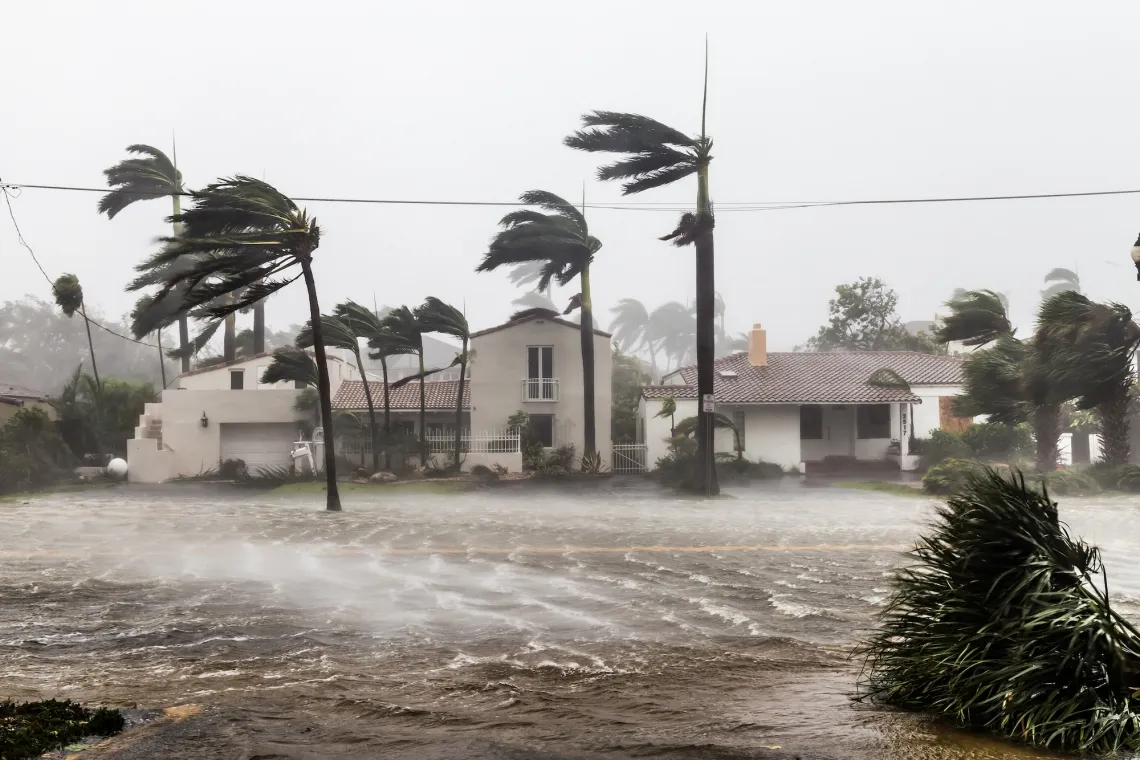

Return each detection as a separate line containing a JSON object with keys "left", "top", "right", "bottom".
{"left": 425, "top": 431, "right": 520, "bottom": 454}
{"left": 612, "top": 443, "right": 648, "bottom": 474}
{"left": 337, "top": 429, "right": 521, "bottom": 472}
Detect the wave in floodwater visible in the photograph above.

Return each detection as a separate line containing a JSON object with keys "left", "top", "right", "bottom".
{"left": 2, "top": 481, "right": 1139, "bottom": 759}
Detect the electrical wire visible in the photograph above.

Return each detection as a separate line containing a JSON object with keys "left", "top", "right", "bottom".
{"left": 5, "top": 181, "right": 1140, "bottom": 211}
{"left": 1, "top": 185, "right": 161, "bottom": 349}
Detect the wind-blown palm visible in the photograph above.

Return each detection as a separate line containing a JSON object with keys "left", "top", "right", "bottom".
{"left": 477, "top": 190, "right": 602, "bottom": 457}
{"left": 416, "top": 297, "right": 471, "bottom": 470}
{"left": 1034, "top": 292, "right": 1140, "bottom": 466}
{"left": 610, "top": 298, "right": 660, "bottom": 380}
{"left": 380, "top": 306, "right": 429, "bottom": 462}
{"left": 935, "top": 290, "right": 1014, "bottom": 348}
{"left": 260, "top": 347, "right": 319, "bottom": 388}
{"left": 652, "top": 301, "right": 696, "bottom": 372}
{"left": 52, "top": 274, "right": 100, "bottom": 389}
{"left": 297, "top": 315, "right": 380, "bottom": 474}
{"left": 512, "top": 291, "right": 560, "bottom": 313}
{"left": 565, "top": 77, "right": 718, "bottom": 494}
{"left": 130, "top": 176, "right": 342, "bottom": 511}
{"left": 1042, "top": 268, "right": 1081, "bottom": 300}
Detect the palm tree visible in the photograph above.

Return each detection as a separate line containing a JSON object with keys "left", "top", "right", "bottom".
{"left": 651, "top": 301, "right": 696, "bottom": 372}
{"left": 99, "top": 144, "right": 192, "bottom": 372}
{"left": 416, "top": 297, "right": 471, "bottom": 470}
{"left": 261, "top": 346, "right": 319, "bottom": 387}
{"left": 1034, "top": 292, "right": 1140, "bottom": 467}
{"left": 934, "top": 290, "right": 1014, "bottom": 347}
{"left": 610, "top": 298, "right": 661, "bottom": 380}
{"left": 129, "top": 177, "right": 342, "bottom": 511}
{"left": 52, "top": 274, "right": 100, "bottom": 389}
{"left": 477, "top": 190, "right": 602, "bottom": 458}
{"left": 1042, "top": 268, "right": 1081, "bottom": 300}
{"left": 296, "top": 315, "right": 380, "bottom": 474}
{"left": 381, "top": 305, "right": 429, "bottom": 463}
{"left": 655, "top": 395, "right": 677, "bottom": 436}
{"left": 565, "top": 60, "right": 717, "bottom": 493}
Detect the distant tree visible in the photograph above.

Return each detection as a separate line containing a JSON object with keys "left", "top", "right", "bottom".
{"left": 51, "top": 274, "right": 100, "bottom": 389}
{"left": 1042, "top": 267, "right": 1081, "bottom": 300}
{"left": 416, "top": 297, "right": 471, "bottom": 470}
{"left": 611, "top": 344, "right": 651, "bottom": 444}
{"left": 804, "top": 277, "right": 943, "bottom": 353}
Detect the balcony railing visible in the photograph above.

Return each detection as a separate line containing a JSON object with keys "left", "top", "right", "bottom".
{"left": 521, "top": 377, "right": 559, "bottom": 402}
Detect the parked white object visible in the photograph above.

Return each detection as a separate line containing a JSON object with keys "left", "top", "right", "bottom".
{"left": 106, "top": 458, "right": 128, "bottom": 480}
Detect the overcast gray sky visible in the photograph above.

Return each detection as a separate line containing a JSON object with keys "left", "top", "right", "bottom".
{"left": 4, "top": 0, "right": 1140, "bottom": 350}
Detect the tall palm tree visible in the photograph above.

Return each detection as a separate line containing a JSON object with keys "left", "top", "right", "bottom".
{"left": 565, "top": 53, "right": 717, "bottom": 493}
{"left": 99, "top": 144, "right": 192, "bottom": 372}
{"left": 651, "top": 301, "right": 696, "bottom": 372}
{"left": 1034, "top": 292, "right": 1140, "bottom": 467}
{"left": 296, "top": 315, "right": 380, "bottom": 474}
{"left": 934, "top": 289, "right": 1014, "bottom": 347}
{"left": 52, "top": 274, "right": 100, "bottom": 389}
{"left": 477, "top": 190, "right": 602, "bottom": 458}
{"left": 610, "top": 298, "right": 660, "bottom": 380}
{"left": 261, "top": 346, "right": 319, "bottom": 387}
{"left": 1042, "top": 268, "right": 1081, "bottom": 300}
{"left": 381, "top": 305, "right": 429, "bottom": 463}
{"left": 416, "top": 297, "right": 471, "bottom": 470}
{"left": 129, "top": 176, "right": 342, "bottom": 511}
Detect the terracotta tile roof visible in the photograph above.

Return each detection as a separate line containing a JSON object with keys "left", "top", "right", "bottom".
{"left": 0, "top": 383, "right": 48, "bottom": 400}
{"left": 470, "top": 312, "right": 611, "bottom": 340}
{"left": 646, "top": 351, "right": 964, "bottom": 404}
{"left": 333, "top": 380, "right": 470, "bottom": 410}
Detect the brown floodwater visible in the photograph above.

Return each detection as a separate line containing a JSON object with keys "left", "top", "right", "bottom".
{"left": 2, "top": 481, "right": 1138, "bottom": 759}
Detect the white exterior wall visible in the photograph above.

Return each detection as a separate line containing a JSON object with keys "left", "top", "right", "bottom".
{"left": 721, "top": 405, "right": 802, "bottom": 470}
{"left": 910, "top": 384, "right": 962, "bottom": 438}
{"left": 128, "top": 388, "right": 304, "bottom": 482}
{"left": 175, "top": 350, "right": 359, "bottom": 394}
{"left": 469, "top": 319, "right": 612, "bottom": 465}
{"left": 642, "top": 397, "right": 697, "bottom": 468}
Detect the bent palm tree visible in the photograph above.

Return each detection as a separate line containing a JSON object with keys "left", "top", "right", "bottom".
{"left": 935, "top": 289, "right": 1014, "bottom": 348}
{"left": 610, "top": 298, "right": 660, "bottom": 380}
{"left": 416, "top": 297, "right": 471, "bottom": 470}
{"left": 1034, "top": 292, "right": 1140, "bottom": 466}
{"left": 382, "top": 306, "right": 429, "bottom": 463}
{"left": 477, "top": 190, "right": 602, "bottom": 458}
{"left": 565, "top": 56, "right": 717, "bottom": 493}
{"left": 296, "top": 315, "right": 380, "bottom": 474}
{"left": 651, "top": 301, "right": 696, "bottom": 372}
{"left": 261, "top": 346, "right": 319, "bottom": 387}
{"left": 52, "top": 274, "right": 100, "bottom": 389}
{"left": 129, "top": 177, "right": 342, "bottom": 511}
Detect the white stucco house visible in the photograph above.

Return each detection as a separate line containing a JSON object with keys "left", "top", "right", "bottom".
{"left": 129, "top": 310, "right": 613, "bottom": 481}
{"left": 637, "top": 324, "right": 967, "bottom": 473}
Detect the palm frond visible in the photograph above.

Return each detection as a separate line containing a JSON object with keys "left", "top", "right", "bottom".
{"left": 98, "top": 144, "right": 182, "bottom": 219}
{"left": 416, "top": 296, "right": 469, "bottom": 341}
{"left": 259, "top": 347, "right": 318, "bottom": 387}
{"left": 596, "top": 146, "right": 694, "bottom": 182}
{"left": 295, "top": 315, "right": 360, "bottom": 354}
{"left": 935, "top": 289, "right": 1013, "bottom": 347}
{"left": 510, "top": 292, "right": 559, "bottom": 313}
{"left": 954, "top": 335, "right": 1031, "bottom": 422}
{"left": 564, "top": 111, "right": 695, "bottom": 153}
{"left": 509, "top": 307, "right": 561, "bottom": 323}
{"left": 51, "top": 274, "right": 84, "bottom": 317}
{"left": 518, "top": 190, "right": 586, "bottom": 231}
{"left": 620, "top": 163, "right": 700, "bottom": 195}
{"left": 379, "top": 305, "right": 423, "bottom": 352}
{"left": 659, "top": 211, "right": 714, "bottom": 247}
{"left": 608, "top": 298, "right": 651, "bottom": 352}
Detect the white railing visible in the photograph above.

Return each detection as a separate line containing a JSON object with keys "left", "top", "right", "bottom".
{"left": 339, "top": 430, "right": 521, "bottom": 457}
{"left": 521, "top": 377, "right": 559, "bottom": 402}
{"left": 612, "top": 443, "right": 648, "bottom": 474}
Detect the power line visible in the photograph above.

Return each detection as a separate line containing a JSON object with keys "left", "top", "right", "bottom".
{"left": 5, "top": 180, "right": 1140, "bottom": 211}
{"left": 1, "top": 185, "right": 160, "bottom": 349}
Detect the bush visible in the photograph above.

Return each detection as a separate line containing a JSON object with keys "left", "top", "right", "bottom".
{"left": 546, "top": 444, "right": 576, "bottom": 470}
{"left": 860, "top": 469, "right": 1140, "bottom": 754}
{"left": 469, "top": 464, "right": 498, "bottom": 481}
{"left": 1088, "top": 462, "right": 1140, "bottom": 492}
{"left": 916, "top": 430, "right": 971, "bottom": 471}
{"left": 1040, "top": 468, "right": 1100, "bottom": 496}
{"left": 960, "top": 421, "right": 1034, "bottom": 462}
{"left": 714, "top": 453, "right": 784, "bottom": 479}
{"left": 579, "top": 451, "right": 609, "bottom": 474}
{"left": 0, "top": 407, "right": 75, "bottom": 495}
{"left": 0, "top": 699, "right": 124, "bottom": 760}
{"left": 219, "top": 458, "right": 248, "bottom": 480}
{"left": 507, "top": 410, "right": 545, "bottom": 470}
{"left": 922, "top": 458, "right": 986, "bottom": 494}
{"left": 491, "top": 462, "right": 508, "bottom": 477}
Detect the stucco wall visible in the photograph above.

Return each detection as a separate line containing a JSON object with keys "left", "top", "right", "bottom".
{"left": 175, "top": 350, "right": 358, "bottom": 394}
{"left": 469, "top": 319, "right": 612, "bottom": 464}
{"left": 910, "top": 384, "right": 962, "bottom": 438}
{"left": 642, "top": 397, "right": 696, "bottom": 468}
{"left": 723, "top": 405, "right": 802, "bottom": 469}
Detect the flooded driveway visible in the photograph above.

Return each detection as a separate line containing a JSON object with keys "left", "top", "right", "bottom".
{"left": 2, "top": 481, "right": 1138, "bottom": 759}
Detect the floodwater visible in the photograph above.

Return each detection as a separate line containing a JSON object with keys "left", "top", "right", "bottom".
{"left": 2, "top": 481, "right": 1139, "bottom": 759}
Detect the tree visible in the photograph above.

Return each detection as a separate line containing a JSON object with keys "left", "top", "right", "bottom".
{"left": 381, "top": 306, "right": 428, "bottom": 463}
{"left": 934, "top": 289, "right": 1014, "bottom": 348}
{"left": 296, "top": 315, "right": 380, "bottom": 474}
{"left": 565, "top": 63, "right": 718, "bottom": 493}
{"left": 416, "top": 297, "right": 471, "bottom": 470}
{"left": 1034, "top": 292, "right": 1140, "bottom": 467}
{"left": 611, "top": 345, "right": 651, "bottom": 444}
{"left": 655, "top": 395, "right": 677, "bottom": 437}
{"left": 99, "top": 144, "right": 193, "bottom": 372}
{"left": 477, "top": 190, "right": 602, "bottom": 458}
{"left": 651, "top": 301, "right": 696, "bottom": 372}
{"left": 804, "top": 277, "right": 942, "bottom": 353}
{"left": 53, "top": 367, "right": 156, "bottom": 460}
{"left": 52, "top": 274, "right": 100, "bottom": 389}
{"left": 130, "top": 177, "right": 342, "bottom": 511}
{"left": 1042, "top": 267, "right": 1081, "bottom": 299}
{"left": 610, "top": 298, "right": 661, "bottom": 380}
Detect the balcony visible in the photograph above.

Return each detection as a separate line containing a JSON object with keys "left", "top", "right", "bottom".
{"left": 521, "top": 377, "right": 559, "bottom": 402}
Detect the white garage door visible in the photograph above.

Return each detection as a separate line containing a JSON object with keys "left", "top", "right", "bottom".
{"left": 219, "top": 423, "right": 297, "bottom": 472}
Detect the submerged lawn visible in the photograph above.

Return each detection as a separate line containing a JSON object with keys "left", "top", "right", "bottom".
{"left": 834, "top": 480, "right": 923, "bottom": 497}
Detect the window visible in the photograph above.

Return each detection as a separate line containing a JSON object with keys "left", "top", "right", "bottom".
{"left": 230, "top": 370, "right": 244, "bottom": 390}
{"left": 530, "top": 413, "right": 554, "bottom": 448}
{"left": 857, "top": 404, "right": 891, "bottom": 439}
{"left": 526, "top": 346, "right": 555, "bottom": 400}
{"left": 732, "top": 411, "right": 746, "bottom": 451}
{"left": 800, "top": 405, "right": 822, "bottom": 440}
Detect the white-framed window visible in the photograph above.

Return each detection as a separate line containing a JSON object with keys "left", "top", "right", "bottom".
{"left": 526, "top": 346, "right": 555, "bottom": 400}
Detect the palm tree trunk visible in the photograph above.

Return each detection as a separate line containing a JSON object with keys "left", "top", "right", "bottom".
{"left": 80, "top": 306, "right": 101, "bottom": 390}
{"left": 354, "top": 349, "right": 380, "bottom": 474}
{"left": 300, "top": 260, "right": 341, "bottom": 511}
{"left": 1034, "top": 404, "right": 1060, "bottom": 472}
{"left": 381, "top": 357, "right": 391, "bottom": 470}
{"left": 580, "top": 264, "right": 596, "bottom": 459}
{"left": 223, "top": 311, "right": 237, "bottom": 362}
{"left": 1096, "top": 387, "right": 1132, "bottom": 466}
{"left": 418, "top": 351, "right": 427, "bottom": 466}
{"left": 157, "top": 328, "right": 167, "bottom": 388}
{"left": 171, "top": 192, "right": 191, "bottom": 373}
{"left": 454, "top": 338, "right": 467, "bottom": 471}
{"left": 253, "top": 302, "right": 266, "bottom": 354}
{"left": 692, "top": 164, "right": 719, "bottom": 496}
{"left": 646, "top": 337, "right": 660, "bottom": 383}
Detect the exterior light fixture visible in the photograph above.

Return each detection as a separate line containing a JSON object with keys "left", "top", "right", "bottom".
{"left": 1131, "top": 232, "right": 1140, "bottom": 281}
{"left": 200, "top": 411, "right": 209, "bottom": 428}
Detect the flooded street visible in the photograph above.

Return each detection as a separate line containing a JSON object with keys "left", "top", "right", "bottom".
{"left": 2, "top": 481, "right": 1139, "bottom": 759}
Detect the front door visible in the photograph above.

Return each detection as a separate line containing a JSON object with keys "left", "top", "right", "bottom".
{"left": 526, "top": 346, "right": 555, "bottom": 400}
{"left": 823, "top": 405, "right": 855, "bottom": 457}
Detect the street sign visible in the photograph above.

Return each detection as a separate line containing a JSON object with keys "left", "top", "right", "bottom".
{"left": 702, "top": 393, "right": 715, "bottom": 412}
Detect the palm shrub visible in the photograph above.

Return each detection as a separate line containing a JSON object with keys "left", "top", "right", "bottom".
{"left": 861, "top": 468, "right": 1140, "bottom": 753}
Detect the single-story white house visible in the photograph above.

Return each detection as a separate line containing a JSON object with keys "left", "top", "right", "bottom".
{"left": 637, "top": 324, "right": 968, "bottom": 472}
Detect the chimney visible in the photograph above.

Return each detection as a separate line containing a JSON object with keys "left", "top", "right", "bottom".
{"left": 748, "top": 323, "right": 768, "bottom": 367}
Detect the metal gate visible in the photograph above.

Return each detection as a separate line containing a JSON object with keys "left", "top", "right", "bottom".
{"left": 612, "top": 444, "right": 648, "bottom": 474}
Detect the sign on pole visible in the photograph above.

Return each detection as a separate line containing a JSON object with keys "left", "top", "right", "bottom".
{"left": 702, "top": 393, "right": 715, "bottom": 413}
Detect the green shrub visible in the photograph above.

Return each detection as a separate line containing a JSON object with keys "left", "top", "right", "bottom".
{"left": 579, "top": 451, "right": 609, "bottom": 474}
{"left": 916, "top": 430, "right": 971, "bottom": 471}
{"left": 1087, "top": 463, "right": 1140, "bottom": 492}
{"left": 507, "top": 410, "right": 545, "bottom": 470}
{"left": 469, "top": 464, "right": 498, "bottom": 481}
{"left": 546, "top": 444, "right": 576, "bottom": 470}
{"left": 491, "top": 462, "right": 509, "bottom": 477}
{"left": 1040, "top": 468, "right": 1100, "bottom": 496}
{"left": 0, "top": 699, "right": 124, "bottom": 760}
{"left": 960, "top": 421, "right": 1034, "bottom": 462}
{"left": 219, "top": 458, "right": 248, "bottom": 480}
{"left": 715, "top": 453, "right": 784, "bottom": 479}
{"left": 922, "top": 458, "right": 986, "bottom": 494}
{"left": 860, "top": 469, "right": 1140, "bottom": 754}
